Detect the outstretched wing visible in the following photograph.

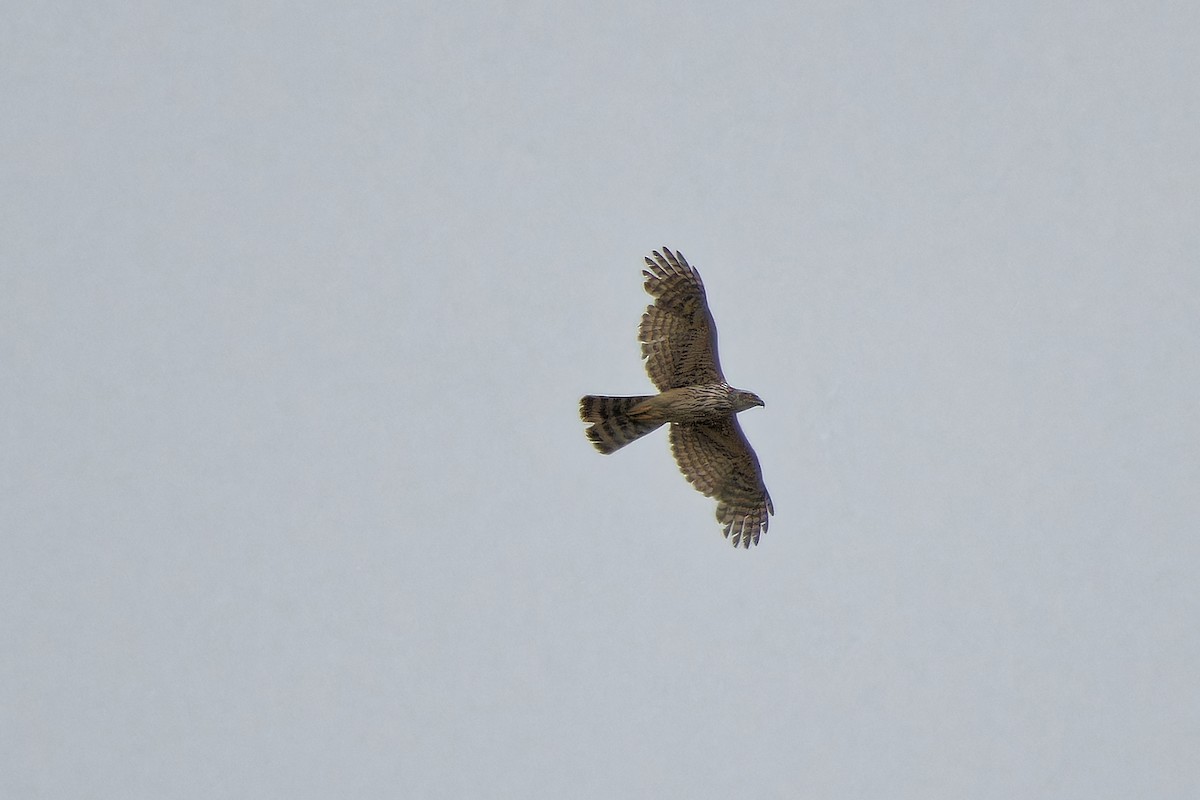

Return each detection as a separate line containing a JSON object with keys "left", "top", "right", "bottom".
{"left": 669, "top": 419, "right": 774, "bottom": 548}
{"left": 639, "top": 248, "right": 725, "bottom": 390}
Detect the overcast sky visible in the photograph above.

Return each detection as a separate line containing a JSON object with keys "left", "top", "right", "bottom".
{"left": 4, "top": 3, "right": 1199, "bottom": 798}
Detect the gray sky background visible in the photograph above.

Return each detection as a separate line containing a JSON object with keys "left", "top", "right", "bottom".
{"left": 4, "top": 3, "right": 1199, "bottom": 798}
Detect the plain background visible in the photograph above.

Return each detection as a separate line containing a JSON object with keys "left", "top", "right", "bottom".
{"left": 4, "top": 3, "right": 1198, "bottom": 798}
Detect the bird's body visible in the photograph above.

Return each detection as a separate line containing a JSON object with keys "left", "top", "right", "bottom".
{"left": 580, "top": 248, "right": 773, "bottom": 548}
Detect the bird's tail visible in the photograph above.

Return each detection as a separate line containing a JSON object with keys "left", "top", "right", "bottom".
{"left": 579, "top": 395, "right": 662, "bottom": 454}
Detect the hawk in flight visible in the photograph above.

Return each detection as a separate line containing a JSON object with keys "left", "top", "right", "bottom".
{"left": 580, "top": 248, "right": 773, "bottom": 547}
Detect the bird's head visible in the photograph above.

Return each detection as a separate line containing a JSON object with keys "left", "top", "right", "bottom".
{"left": 732, "top": 390, "right": 765, "bottom": 412}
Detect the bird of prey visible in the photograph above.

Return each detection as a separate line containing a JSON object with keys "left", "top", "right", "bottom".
{"left": 579, "top": 247, "right": 773, "bottom": 547}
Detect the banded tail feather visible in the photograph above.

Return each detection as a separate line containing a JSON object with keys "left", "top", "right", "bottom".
{"left": 579, "top": 394, "right": 662, "bottom": 454}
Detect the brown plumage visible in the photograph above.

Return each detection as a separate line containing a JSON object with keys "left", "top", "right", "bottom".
{"left": 580, "top": 247, "right": 773, "bottom": 548}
